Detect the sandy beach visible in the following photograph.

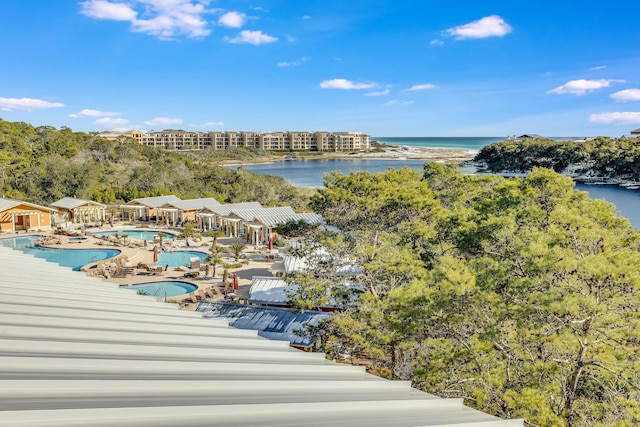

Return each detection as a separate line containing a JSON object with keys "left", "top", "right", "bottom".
{"left": 222, "top": 145, "right": 477, "bottom": 167}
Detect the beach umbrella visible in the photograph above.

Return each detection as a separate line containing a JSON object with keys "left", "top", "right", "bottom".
{"left": 232, "top": 273, "right": 239, "bottom": 290}
{"left": 258, "top": 229, "right": 264, "bottom": 244}
{"left": 267, "top": 237, "right": 273, "bottom": 251}
{"left": 153, "top": 246, "right": 158, "bottom": 263}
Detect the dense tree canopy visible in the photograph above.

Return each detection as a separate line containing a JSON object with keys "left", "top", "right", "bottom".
{"left": 299, "top": 164, "right": 640, "bottom": 426}
{"left": 0, "top": 118, "right": 312, "bottom": 209}
{"left": 475, "top": 136, "right": 640, "bottom": 180}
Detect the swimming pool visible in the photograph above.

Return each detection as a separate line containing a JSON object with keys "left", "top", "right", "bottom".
{"left": 119, "top": 281, "right": 197, "bottom": 297}
{"left": 158, "top": 250, "right": 208, "bottom": 268}
{"left": 0, "top": 236, "right": 120, "bottom": 271}
{"left": 92, "top": 230, "right": 177, "bottom": 241}
{"left": 68, "top": 237, "right": 88, "bottom": 243}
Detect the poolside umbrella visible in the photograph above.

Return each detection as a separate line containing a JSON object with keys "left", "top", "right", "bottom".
{"left": 267, "top": 237, "right": 273, "bottom": 251}
{"left": 258, "top": 229, "right": 264, "bottom": 244}
{"left": 153, "top": 246, "right": 158, "bottom": 263}
{"left": 232, "top": 273, "right": 239, "bottom": 290}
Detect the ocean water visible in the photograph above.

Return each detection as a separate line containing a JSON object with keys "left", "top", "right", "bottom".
{"left": 374, "top": 136, "right": 505, "bottom": 151}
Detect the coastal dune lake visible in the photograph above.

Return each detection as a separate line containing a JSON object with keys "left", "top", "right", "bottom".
{"left": 235, "top": 157, "right": 640, "bottom": 229}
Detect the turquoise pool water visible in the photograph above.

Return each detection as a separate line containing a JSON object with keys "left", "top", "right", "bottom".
{"left": 92, "top": 230, "right": 177, "bottom": 241}
{"left": 158, "top": 250, "right": 208, "bottom": 268}
{"left": 119, "top": 281, "right": 197, "bottom": 297}
{"left": 0, "top": 236, "right": 120, "bottom": 271}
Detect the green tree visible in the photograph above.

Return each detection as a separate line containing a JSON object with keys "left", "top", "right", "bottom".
{"left": 308, "top": 165, "right": 640, "bottom": 426}
{"left": 228, "top": 243, "right": 247, "bottom": 261}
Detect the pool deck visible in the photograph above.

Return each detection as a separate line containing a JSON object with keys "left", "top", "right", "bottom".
{"left": 3, "top": 223, "right": 277, "bottom": 309}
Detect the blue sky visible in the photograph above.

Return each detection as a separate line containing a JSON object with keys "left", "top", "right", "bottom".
{"left": 1, "top": 1, "right": 640, "bottom": 137}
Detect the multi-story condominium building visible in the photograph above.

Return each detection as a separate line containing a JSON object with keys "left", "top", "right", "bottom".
{"left": 99, "top": 130, "right": 370, "bottom": 152}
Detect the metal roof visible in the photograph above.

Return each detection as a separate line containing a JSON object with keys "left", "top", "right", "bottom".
{"left": 162, "top": 197, "right": 221, "bottom": 211}
{"left": 198, "top": 301, "right": 330, "bottom": 347}
{"left": 253, "top": 211, "right": 323, "bottom": 227}
{"left": 50, "top": 196, "right": 107, "bottom": 209}
{"left": 127, "top": 195, "right": 182, "bottom": 208}
{"left": 247, "top": 276, "right": 360, "bottom": 308}
{"left": 230, "top": 206, "right": 297, "bottom": 221}
{"left": 0, "top": 197, "right": 56, "bottom": 213}
{"left": 284, "top": 254, "right": 309, "bottom": 273}
{"left": 201, "top": 201, "right": 263, "bottom": 216}
{"left": 248, "top": 276, "right": 291, "bottom": 304}
{"left": 0, "top": 244, "right": 521, "bottom": 427}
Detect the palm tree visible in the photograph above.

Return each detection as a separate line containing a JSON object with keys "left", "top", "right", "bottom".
{"left": 206, "top": 229, "right": 226, "bottom": 247}
{"left": 209, "top": 243, "right": 224, "bottom": 255}
{"left": 205, "top": 252, "right": 224, "bottom": 277}
{"left": 229, "top": 243, "right": 247, "bottom": 261}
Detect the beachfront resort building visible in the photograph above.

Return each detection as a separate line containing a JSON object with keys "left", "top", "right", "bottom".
{"left": 0, "top": 197, "right": 56, "bottom": 233}
{"left": 50, "top": 197, "right": 107, "bottom": 225}
{"left": 99, "top": 130, "right": 370, "bottom": 152}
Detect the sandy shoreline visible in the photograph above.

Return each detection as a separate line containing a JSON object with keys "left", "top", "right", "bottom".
{"left": 222, "top": 146, "right": 477, "bottom": 167}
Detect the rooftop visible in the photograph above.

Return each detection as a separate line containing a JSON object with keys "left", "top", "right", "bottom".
{"left": 0, "top": 244, "right": 521, "bottom": 426}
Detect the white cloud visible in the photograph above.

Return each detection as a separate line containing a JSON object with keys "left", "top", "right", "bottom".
{"left": 365, "top": 89, "right": 390, "bottom": 96}
{"left": 79, "top": 0, "right": 137, "bottom": 21}
{"left": 590, "top": 65, "right": 607, "bottom": 71}
{"left": 79, "top": 0, "right": 214, "bottom": 39}
{"left": 111, "top": 126, "right": 135, "bottom": 132}
{"left": 69, "top": 108, "right": 121, "bottom": 118}
{"left": 430, "top": 39, "right": 444, "bottom": 46}
{"left": 192, "top": 121, "right": 224, "bottom": 128}
{"left": 302, "top": 15, "right": 311, "bottom": 19}
{"left": 548, "top": 79, "right": 624, "bottom": 95}
{"left": 95, "top": 117, "right": 129, "bottom": 126}
{"left": 0, "top": 97, "right": 64, "bottom": 112}
{"left": 611, "top": 89, "right": 640, "bottom": 102}
{"left": 446, "top": 15, "right": 512, "bottom": 40}
{"left": 277, "top": 56, "right": 309, "bottom": 67}
{"left": 225, "top": 30, "right": 278, "bottom": 45}
{"left": 408, "top": 83, "right": 436, "bottom": 91}
{"left": 384, "top": 100, "right": 414, "bottom": 107}
{"left": 319, "top": 79, "right": 376, "bottom": 90}
{"left": 144, "top": 116, "right": 184, "bottom": 126}
{"left": 589, "top": 112, "right": 640, "bottom": 124}
{"left": 218, "top": 11, "right": 245, "bottom": 28}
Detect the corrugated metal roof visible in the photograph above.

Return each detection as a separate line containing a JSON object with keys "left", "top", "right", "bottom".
{"left": 163, "top": 197, "right": 221, "bottom": 211}
{"left": 202, "top": 201, "right": 262, "bottom": 216}
{"left": 284, "top": 247, "right": 363, "bottom": 276}
{"left": 284, "top": 254, "right": 309, "bottom": 273}
{"left": 127, "top": 195, "right": 181, "bottom": 208}
{"left": 198, "top": 301, "right": 330, "bottom": 347}
{"left": 0, "top": 244, "right": 521, "bottom": 427}
{"left": 248, "top": 276, "right": 291, "bottom": 304}
{"left": 50, "top": 196, "right": 107, "bottom": 209}
{"left": 231, "top": 206, "right": 296, "bottom": 221}
{"left": 247, "top": 276, "right": 360, "bottom": 308}
{"left": 0, "top": 197, "right": 56, "bottom": 213}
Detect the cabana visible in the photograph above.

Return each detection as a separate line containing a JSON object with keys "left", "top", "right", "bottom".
{"left": 0, "top": 197, "right": 56, "bottom": 233}
{"left": 156, "top": 198, "right": 221, "bottom": 227}
{"left": 50, "top": 197, "right": 107, "bottom": 224}
{"left": 226, "top": 206, "right": 296, "bottom": 242}
{"left": 121, "top": 195, "right": 181, "bottom": 222}
{"left": 247, "top": 210, "right": 323, "bottom": 244}
{"left": 194, "top": 202, "right": 262, "bottom": 233}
